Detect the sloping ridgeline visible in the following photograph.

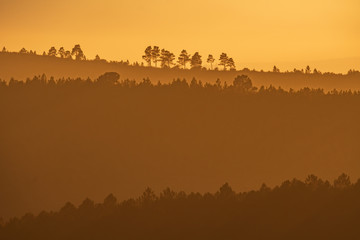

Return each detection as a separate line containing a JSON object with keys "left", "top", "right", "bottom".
{"left": 1, "top": 52, "right": 360, "bottom": 90}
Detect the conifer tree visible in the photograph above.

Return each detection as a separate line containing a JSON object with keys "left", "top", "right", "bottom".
{"left": 219, "top": 53, "right": 228, "bottom": 70}
{"left": 142, "top": 46, "right": 152, "bottom": 66}
{"left": 151, "top": 46, "right": 160, "bottom": 67}
{"left": 48, "top": 47, "right": 57, "bottom": 57}
{"left": 207, "top": 54, "right": 215, "bottom": 70}
{"left": 58, "top": 47, "right": 66, "bottom": 58}
{"left": 178, "top": 50, "right": 191, "bottom": 69}
{"left": 191, "top": 52, "right": 202, "bottom": 69}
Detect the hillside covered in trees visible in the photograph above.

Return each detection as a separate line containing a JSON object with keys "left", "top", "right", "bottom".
{"left": 1, "top": 174, "right": 359, "bottom": 240}
{"left": 1, "top": 45, "right": 360, "bottom": 91}
{"left": 1, "top": 73, "right": 360, "bottom": 221}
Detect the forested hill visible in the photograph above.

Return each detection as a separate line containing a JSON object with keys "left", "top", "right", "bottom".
{"left": 1, "top": 52, "right": 360, "bottom": 91}
{"left": 1, "top": 174, "right": 360, "bottom": 240}
{"left": 1, "top": 76, "right": 360, "bottom": 220}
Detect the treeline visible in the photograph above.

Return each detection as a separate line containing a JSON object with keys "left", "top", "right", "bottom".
{"left": 2, "top": 44, "right": 236, "bottom": 70}
{"left": 4, "top": 45, "right": 359, "bottom": 74}
{"left": 2, "top": 45, "right": 87, "bottom": 61}
{"left": 1, "top": 174, "right": 360, "bottom": 240}
{"left": 1, "top": 72, "right": 359, "bottom": 96}
{"left": 142, "top": 46, "right": 235, "bottom": 70}
{"left": 2, "top": 45, "right": 235, "bottom": 70}
{"left": 2, "top": 45, "right": 230, "bottom": 70}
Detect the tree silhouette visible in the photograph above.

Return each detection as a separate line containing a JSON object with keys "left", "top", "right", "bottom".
{"left": 78, "top": 198, "right": 95, "bottom": 211}
{"left": 48, "top": 47, "right": 57, "bottom": 57}
{"left": 151, "top": 46, "right": 160, "bottom": 67}
{"left": 160, "top": 49, "right": 175, "bottom": 68}
{"left": 178, "top": 50, "right": 191, "bottom": 69}
{"left": 334, "top": 173, "right": 351, "bottom": 189}
{"left": 219, "top": 53, "right": 228, "bottom": 70}
{"left": 226, "top": 58, "right": 235, "bottom": 70}
{"left": 167, "top": 50, "right": 175, "bottom": 67}
{"left": 233, "top": 75, "right": 253, "bottom": 91}
{"left": 207, "top": 54, "right": 215, "bottom": 70}
{"left": 140, "top": 187, "right": 157, "bottom": 204}
{"left": 190, "top": 52, "right": 202, "bottom": 69}
{"left": 103, "top": 193, "right": 117, "bottom": 208}
{"left": 59, "top": 202, "right": 76, "bottom": 215}
{"left": 216, "top": 182, "right": 236, "bottom": 199}
{"left": 160, "top": 187, "right": 177, "bottom": 200}
{"left": 19, "top": 48, "right": 28, "bottom": 54}
{"left": 142, "top": 46, "right": 152, "bottom": 66}
{"left": 97, "top": 72, "right": 120, "bottom": 85}
{"left": 273, "top": 65, "right": 280, "bottom": 73}
{"left": 305, "top": 174, "right": 327, "bottom": 190}
{"left": 71, "top": 44, "right": 86, "bottom": 60}
{"left": 58, "top": 47, "right": 66, "bottom": 58}
{"left": 160, "top": 49, "right": 167, "bottom": 67}
{"left": 65, "top": 50, "right": 72, "bottom": 59}
{"left": 305, "top": 65, "right": 311, "bottom": 74}
{"left": 2, "top": 47, "right": 6, "bottom": 52}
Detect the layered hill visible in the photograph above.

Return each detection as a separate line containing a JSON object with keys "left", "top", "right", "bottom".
{"left": 1, "top": 52, "right": 360, "bottom": 90}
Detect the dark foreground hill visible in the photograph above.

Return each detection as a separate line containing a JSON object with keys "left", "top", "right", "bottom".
{"left": 1, "top": 75, "right": 360, "bottom": 220}
{"left": 1, "top": 174, "right": 360, "bottom": 240}
{"left": 1, "top": 52, "right": 360, "bottom": 90}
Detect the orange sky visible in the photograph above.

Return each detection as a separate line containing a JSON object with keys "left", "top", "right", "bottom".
{"left": 1, "top": 0, "right": 359, "bottom": 73}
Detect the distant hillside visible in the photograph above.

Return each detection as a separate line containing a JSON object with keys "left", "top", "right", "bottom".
{"left": 1, "top": 52, "right": 360, "bottom": 90}
{"left": 1, "top": 78, "right": 360, "bottom": 220}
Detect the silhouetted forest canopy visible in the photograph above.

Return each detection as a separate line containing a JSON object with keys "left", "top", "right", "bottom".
{"left": 1, "top": 45, "right": 360, "bottom": 90}
{"left": 1, "top": 72, "right": 360, "bottom": 222}
{"left": 1, "top": 72, "right": 360, "bottom": 95}
{"left": 1, "top": 174, "right": 360, "bottom": 240}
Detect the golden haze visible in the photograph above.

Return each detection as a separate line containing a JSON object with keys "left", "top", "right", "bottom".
{"left": 1, "top": 0, "right": 359, "bottom": 73}
{"left": 1, "top": 1, "right": 360, "bottom": 238}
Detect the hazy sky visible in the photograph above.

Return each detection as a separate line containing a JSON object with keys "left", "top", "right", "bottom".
{"left": 1, "top": 0, "right": 359, "bottom": 72}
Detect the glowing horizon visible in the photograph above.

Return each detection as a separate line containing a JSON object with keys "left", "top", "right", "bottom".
{"left": 1, "top": 0, "right": 359, "bottom": 73}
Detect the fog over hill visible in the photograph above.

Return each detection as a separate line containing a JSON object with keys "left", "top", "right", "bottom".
{"left": 1, "top": 52, "right": 360, "bottom": 91}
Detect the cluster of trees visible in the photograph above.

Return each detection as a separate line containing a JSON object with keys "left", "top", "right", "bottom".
{"left": 272, "top": 65, "right": 322, "bottom": 74}
{"left": 55, "top": 45, "right": 86, "bottom": 60}
{"left": 1, "top": 174, "right": 360, "bottom": 240}
{"left": 142, "top": 46, "right": 236, "bottom": 70}
{"left": 2, "top": 45, "right": 88, "bottom": 61}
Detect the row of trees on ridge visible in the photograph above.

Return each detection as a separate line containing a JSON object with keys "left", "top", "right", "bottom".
{"left": 2, "top": 45, "right": 360, "bottom": 74}
{"left": 2, "top": 45, "right": 87, "bottom": 61}
{"left": 142, "top": 46, "right": 236, "bottom": 70}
